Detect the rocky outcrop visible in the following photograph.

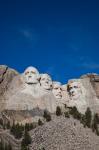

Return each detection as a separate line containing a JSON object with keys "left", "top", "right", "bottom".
{"left": 29, "top": 116, "right": 99, "bottom": 150}
{"left": 0, "top": 65, "right": 99, "bottom": 119}
{"left": 0, "top": 65, "right": 19, "bottom": 111}
{"left": 81, "top": 73, "right": 99, "bottom": 99}
{"left": 0, "top": 66, "right": 99, "bottom": 150}
{"left": 67, "top": 77, "right": 99, "bottom": 114}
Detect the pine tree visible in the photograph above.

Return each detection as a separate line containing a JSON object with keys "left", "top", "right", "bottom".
{"left": 10, "top": 123, "right": 23, "bottom": 139}
{"left": 29, "top": 123, "right": 33, "bottom": 130}
{"left": 6, "top": 121, "right": 10, "bottom": 129}
{"left": 64, "top": 112, "right": 70, "bottom": 118}
{"left": 21, "top": 130, "right": 32, "bottom": 147}
{"left": 43, "top": 110, "right": 51, "bottom": 122}
{"left": 38, "top": 119, "right": 43, "bottom": 126}
{"left": 25, "top": 123, "right": 30, "bottom": 131}
{"left": 0, "top": 118, "right": 3, "bottom": 126}
{"left": 4, "top": 143, "right": 8, "bottom": 150}
{"left": 0, "top": 139, "right": 4, "bottom": 150}
{"left": 80, "top": 114, "right": 86, "bottom": 127}
{"left": 85, "top": 107, "right": 92, "bottom": 128}
{"left": 56, "top": 106, "right": 62, "bottom": 116}
{"left": 92, "top": 113, "right": 99, "bottom": 135}
{"left": 69, "top": 106, "right": 81, "bottom": 120}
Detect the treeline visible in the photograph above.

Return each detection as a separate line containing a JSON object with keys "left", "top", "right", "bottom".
{"left": 0, "top": 120, "right": 34, "bottom": 150}
{"left": 56, "top": 105, "right": 99, "bottom": 136}
{"left": 10, "top": 123, "right": 33, "bottom": 150}
{"left": 0, "top": 106, "right": 99, "bottom": 150}
{"left": 10, "top": 122, "right": 36, "bottom": 139}
{"left": 0, "top": 140, "right": 12, "bottom": 150}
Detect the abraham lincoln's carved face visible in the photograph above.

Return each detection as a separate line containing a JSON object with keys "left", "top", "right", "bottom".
{"left": 24, "top": 66, "right": 40, "bottom": 84}
{"left": 40, "top": 74, "right": 52, "bottom": 90}
{"left": 67, "top": 80, "right": 82, "bottom": 100}
{"left": 52, "top": 82, "right": 62, "bottom": 99}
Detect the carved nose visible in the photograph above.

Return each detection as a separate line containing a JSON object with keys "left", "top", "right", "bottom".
{"left": 58, "top": 90, "right": 61, "bottom": 94}
{"left": 28, "top": 75, "right": 32, "bottom": 78}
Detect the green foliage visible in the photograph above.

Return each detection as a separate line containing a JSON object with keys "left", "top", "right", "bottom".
{"left": 10, "top": 123, "right": 23, "bottom": 139}
{"left": 0, "top": 140, "right": 4, "bottom": 150}
{"left": 38, "top": 119, "right": 43, "bottom": 126}
{"left": 0, "top": 119, "right": 11, "bottom": 130}
{"left": 91, "top": 113, "right": 99, "bottom": 135}
{"left": 0, "top": 118, "right": 3, "bottom": 126}
{"left": 80, "top": 114, "right": 86, "bottom": 127}
{"left": 0, "top": 140, "right": 12, "bottom": 150}
{"left": 85, "top": 107, "right": 92, "bottom": 128}
{"left": 43, "top": 110, "right": 51, "bottom": 122}
{"left": 25, "top": 123, "right": 30, "bottom": 131}
{"left": 21, "top": 145, "right": 30, "bottom": 150}
{"left": 6, "top": 121, "right": 10, "bottom": 129}
{"left": 69, "top": 106, "right": 81, "bottom": 120}
{"left": 56, "top": 106, "right": 62, "bottom": 116}
{"left": 64, "top": 112, "right": 70, "bottom": 118}
{"left": 21, "top": 130, "right": 32, "bottom": 147}
{"left": 64, "top": 106, "right": 99, "bottom": 137}
{"left": 25, "top": 122, "right": 36, "bottom": 131}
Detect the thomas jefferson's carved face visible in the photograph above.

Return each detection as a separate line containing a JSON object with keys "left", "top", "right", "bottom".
{"left": 24, "top": 66, "right": 40, "bottom": 84}
{"left": 52, "top": 82, "right": 62, "bottom": 99}
{"left": 67, "top": 80, "right": 82, "bottom": 100}
{"left": 40, "top": 74, "right": 52, "bottom": 90}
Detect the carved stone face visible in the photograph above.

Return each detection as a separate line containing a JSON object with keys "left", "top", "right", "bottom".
{"left": 40, "top": 74, "right": 52, "bottom": 90}
{"left": 52, "top": 82, "right": 62, "bottom": 99}
{"left": 67, "top": 80, "right": 82, "bottom": 100}
{"left": 24, "top": 66, "right": 40, "bottom": 84}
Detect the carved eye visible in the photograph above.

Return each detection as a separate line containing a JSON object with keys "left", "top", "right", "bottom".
{"left": 31, "top": 71, "right": 36, "bottom": 74}
{"left": 74, "top": 86, "right": 78, "bottom": 88}
{"left": 69, "top": 87, "right": 72, "bottom": 90}
{"left": 25, "top": 71, "right": 29, "bottom": 75}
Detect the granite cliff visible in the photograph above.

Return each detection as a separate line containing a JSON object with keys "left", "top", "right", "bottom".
{"left": 0, "top": 65, "right": 99, "bottom": 121}
{"left": 0, "top": 65, "right": 99, "bottom": 150}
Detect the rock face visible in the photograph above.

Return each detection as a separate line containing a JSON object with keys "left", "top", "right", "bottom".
{"left": 0, "top": 65, "right": 19, "bottom": 111}
{"left": 0, "top": 65, "right": 99, "bottom": 118}
{"left": 1, "top": 66, "right": 99, "bottom": 149}
{"left": 5, "top": 74, "right": 56, "bottom": 113}
{"left": 81, "top": 73, "right": 99, "bottom": 98}
{"left": 80, "top": 74, "right": 99, "bottom": 113}
{"left": 67, "top": 77, "right": 99, "bottom": 114}
{"left": 0, "top": 130, "right": 21, "bottom": 150}
{"left": 29, "top": 116, "right": 99, "bottom": 150}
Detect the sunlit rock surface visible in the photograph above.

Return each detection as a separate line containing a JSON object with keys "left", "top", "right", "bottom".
{"left": 0, "top": 65, "right": 19, "bottom": 111}
{"left": 0, "top": 65, "right": 99, "bottom": 116}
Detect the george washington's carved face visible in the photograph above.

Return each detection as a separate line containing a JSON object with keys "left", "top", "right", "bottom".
{"left": 52, "top": 82, "right": 62, "bottom": 99}
{"left": 40, "top": 74, "right": 52, "bottom": 90}
{"left": 24, "top": 66, "right": 40, "bottom": 84}
{"left": 67, "top": 80, "right": 82, "bottom": 100}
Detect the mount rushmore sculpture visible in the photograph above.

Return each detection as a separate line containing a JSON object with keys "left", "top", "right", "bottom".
{"left": 0, "top": 65, "right": 99, "bottom": 115}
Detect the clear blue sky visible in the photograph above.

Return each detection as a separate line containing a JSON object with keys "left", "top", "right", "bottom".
{"left": 0, "top": 0, "right": 99, "bottom": 83}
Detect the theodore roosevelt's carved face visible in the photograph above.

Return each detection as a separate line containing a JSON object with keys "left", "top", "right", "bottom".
{"left": 24, "top": 66, "right": 40, "bottom": 84}
{"left": 40, "top": 74, "right": 52, "bottom": 90}
{"left": 67, "top": 80, "right": 82, "bottom": 100}
{"left": 52, "top": 82, "right": 62, "bottom": 99}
